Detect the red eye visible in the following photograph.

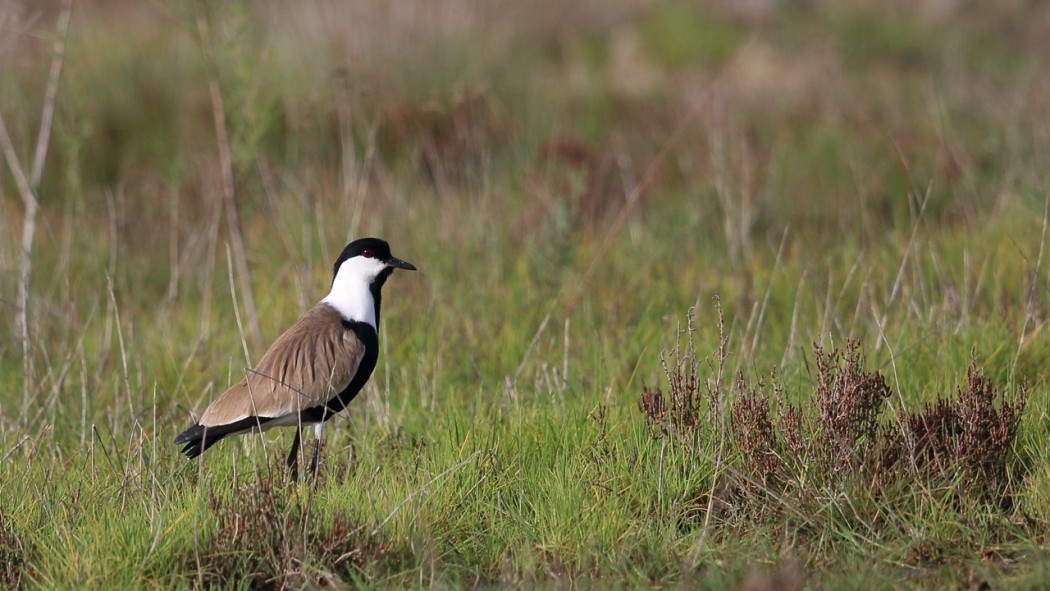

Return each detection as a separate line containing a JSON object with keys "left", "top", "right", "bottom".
{"left": 361, "top": 249, "right": 374, "bottom": 258}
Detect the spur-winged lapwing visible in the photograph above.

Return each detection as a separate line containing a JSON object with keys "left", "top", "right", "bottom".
{"left": 174, "top": 238, "right": 416, "bottom": 479}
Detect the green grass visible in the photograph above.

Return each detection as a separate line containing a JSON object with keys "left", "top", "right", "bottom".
{"left": 639, "top": 3, "right": 746, "bottom": 68}
{"left": 2, "top": 1, "right": 1050, "bottom": 588}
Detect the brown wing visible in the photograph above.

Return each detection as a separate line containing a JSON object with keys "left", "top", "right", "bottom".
{"left": 199, "top": 304, "right": 365, "bottom": 427}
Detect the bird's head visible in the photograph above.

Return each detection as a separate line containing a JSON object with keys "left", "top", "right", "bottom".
{"left": 332, "top": 238, "right": 417, "bottom": 286}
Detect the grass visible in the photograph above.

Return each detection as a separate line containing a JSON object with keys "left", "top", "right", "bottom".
{"left": 2, "top": 0, "right": 1050, "bottom": 588}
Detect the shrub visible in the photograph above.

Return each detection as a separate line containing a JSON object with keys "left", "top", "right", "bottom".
{"left": 643, "top": 331, "right": 1029, "bottom": 519}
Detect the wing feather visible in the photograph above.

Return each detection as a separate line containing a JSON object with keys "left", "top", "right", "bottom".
{"left": 199, "top": 304, "right": 365, "bottom": 426}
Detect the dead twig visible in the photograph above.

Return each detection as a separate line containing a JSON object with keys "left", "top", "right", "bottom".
{"left": 0, "top": 0, "right": 74, "bottom": 418}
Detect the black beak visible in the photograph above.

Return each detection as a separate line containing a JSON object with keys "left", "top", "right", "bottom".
{"left": 387, "top": 256, "right": 417, "bottom": 271}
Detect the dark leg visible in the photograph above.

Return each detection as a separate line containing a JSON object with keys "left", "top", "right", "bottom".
{"left": 286, "top": 429, "right": 302, "bottom": 482}
{"left": 308, "top": 436, "right": 321, "bottom": 482}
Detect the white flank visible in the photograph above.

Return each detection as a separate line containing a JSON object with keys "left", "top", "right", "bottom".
{"left": 320, "top": 255, "right": 387, "bottom": 329}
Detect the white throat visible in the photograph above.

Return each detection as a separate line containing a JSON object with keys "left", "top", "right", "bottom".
{"left": 320, "top": 256, "right": 386, "bottom": 330}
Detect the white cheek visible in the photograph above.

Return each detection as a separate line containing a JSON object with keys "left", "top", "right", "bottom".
{"left": 336, "top": 256, "right": 386, "bottom": 280}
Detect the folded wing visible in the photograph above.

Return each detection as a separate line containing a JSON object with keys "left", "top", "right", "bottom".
{"left": 199, "top": 304, "right": 365, "bottom": 427}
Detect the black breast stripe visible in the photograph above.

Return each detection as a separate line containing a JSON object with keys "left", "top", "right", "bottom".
{"left": 299, "top": 319, "right": 379, "bottom": 424}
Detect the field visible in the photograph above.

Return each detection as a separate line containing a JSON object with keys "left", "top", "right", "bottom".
{"left": 2, "top": 0, "right": 1050, "bottom": 588}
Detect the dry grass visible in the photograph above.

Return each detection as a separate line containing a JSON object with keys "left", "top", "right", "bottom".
{"left": 890, "top": 365, "right": 1029, "bottom": 506}
{"left": 642, "top": 327, "right": 1031, "bottom": 542}
{"left": 0, "top": 511, "right": 28, "bottom": 590}
{"left": 194, "top": 475, "right": 405, "bottom": 588}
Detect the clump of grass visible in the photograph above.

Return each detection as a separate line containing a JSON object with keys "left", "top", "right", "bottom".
{"left": 888, "top": 364, "right": 1029, "bottom": 506}
{"left": 727, "top": 343, "right": 895, "bottom": 502}
{"left": 194, "top": 475, "right": 403, "bottom": 589}
{"left": 0, "top": 511, "right": 28, "bottom": 590}
{"left": 729, "top": 378, "right": 782, "bottom": 484}
{"left": 638, "top": 384, "right": 667, "bottom": 438}
{"left": 644, "top": 332, "right": 1030, "bottom": 523}
{"left": 812, "top": 342, "right": 891, "bottom": 475}
{"left": 639, "top": 304, "right": 729, "bottom": 444}
{"left": 727, "top": 343, "right": 1027, "bottom": 510}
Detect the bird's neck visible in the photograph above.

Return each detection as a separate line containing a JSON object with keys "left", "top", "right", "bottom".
{"left": 322, "top": 278, "right": 378, "bottom": 331}
{"left": 321, "top": 268, "right": 392, "bottom": 332}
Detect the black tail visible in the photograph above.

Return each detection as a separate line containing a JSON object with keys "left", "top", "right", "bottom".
{"left": 174, "top": 416, "right": 276, "bottom": 459}
{"left": 174, "top": 424, "right": 222, "bottom": 459}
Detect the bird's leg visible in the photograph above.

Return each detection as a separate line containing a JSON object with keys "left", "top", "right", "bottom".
{"left": 308, "top": 438, "right": 321, "bottom": 482}
{"left": 286, "top": 429, "right": 302, "bottom": 482}
{"left": 308, "top": 423, "right": 323, "bottom": 483}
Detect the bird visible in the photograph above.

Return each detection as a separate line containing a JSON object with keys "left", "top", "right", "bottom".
{"left": 174, "top": 237, "right": 416, "bottom": 480}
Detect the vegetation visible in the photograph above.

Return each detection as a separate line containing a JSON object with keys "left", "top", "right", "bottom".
{"left": 2, "top": 0, "right": 1049, "bottom": 588}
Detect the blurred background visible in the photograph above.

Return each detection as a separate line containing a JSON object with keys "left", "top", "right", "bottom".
{"left": 2, "top": 0, "right": 1049, "bottom": 430}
